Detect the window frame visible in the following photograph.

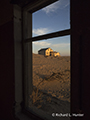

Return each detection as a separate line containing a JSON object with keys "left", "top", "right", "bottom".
{"left": 22, "top": 0, "right": 71, "bottom": 119}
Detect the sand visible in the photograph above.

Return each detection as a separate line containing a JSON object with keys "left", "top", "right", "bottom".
{"left": 29, "top": 53, "right": 70, "bottom": 120}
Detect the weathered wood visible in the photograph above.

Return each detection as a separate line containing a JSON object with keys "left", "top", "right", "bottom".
{"left": 22, "top": 10, "right": 33, "bottom": 108}
{"left": 25, "top": 29, "right": 71, "bottom": 42}
{"left": 23, "top": 0, "right": 58, "bottom": 13}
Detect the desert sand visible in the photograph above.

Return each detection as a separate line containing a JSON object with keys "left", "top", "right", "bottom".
{"left": 29, "top": 53, "right": 70, "bottom": 120}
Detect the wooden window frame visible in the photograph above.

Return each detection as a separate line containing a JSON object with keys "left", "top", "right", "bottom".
{"left": 21, "top": 0, "right": 71, "bottom": 120}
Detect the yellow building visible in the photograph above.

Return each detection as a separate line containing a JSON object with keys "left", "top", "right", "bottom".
{"left": 50, "top": 51, "right": 60, "bottom": 57}
{"left": 38, "top": 48, "right": 60, "bottom": 57}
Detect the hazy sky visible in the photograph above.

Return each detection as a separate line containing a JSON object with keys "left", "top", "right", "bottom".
{"left": 32, "top": 0, "right": 70, "bottom": 56}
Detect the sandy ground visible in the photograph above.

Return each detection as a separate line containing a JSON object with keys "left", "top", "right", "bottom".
{"left": 29, "top": 53, "right": 70, "bottom": 120}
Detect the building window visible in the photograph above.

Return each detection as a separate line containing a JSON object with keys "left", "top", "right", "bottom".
{"left": 22, "top": 0, "right": 70, "bottom": 119}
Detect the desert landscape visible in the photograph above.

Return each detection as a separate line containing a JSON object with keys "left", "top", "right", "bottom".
{"left": 29, "top": 53, "right": 70, "bottom": 120}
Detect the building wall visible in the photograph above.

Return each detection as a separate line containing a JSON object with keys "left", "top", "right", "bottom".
{"left": 50, "top": 52, "right": 60, "bottom": 56}
{"left": 14, "top": 5, "right": 23, "bottom": 113}
{"left": 54, "top": 52, "right": 60, "bottom": 56}
{"left": 38, "top": 48, "right": 53, "bottom": 56}
{"left": 45, "top": 49, "right": 50, "bottom": 56}
{"left": 71, "top": 0, "right": 90, "bottom": 119}
{"left": 45, "top": 48, "right": 53, "bottom": 56}
{"left": 48, "top": 48, "right": 53, "bottom": 52}
{"left": 38, "top": 50, "right": 45, "bottom": 55}
{"left": 0, "top": 0, "right": 15, "bottom": 120}
{"left": 0, "top": 1, "right": 24, "bottom": 120}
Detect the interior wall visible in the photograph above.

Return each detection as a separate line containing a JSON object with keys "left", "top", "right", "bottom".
{"left": 71, "top": 0, "right": 90, "bottom": 119}
{"left": 0, "top": 0, "right": 15, "bottom": 119}
{"left": 14, "top": 5, "right": 23, "bottom": 114}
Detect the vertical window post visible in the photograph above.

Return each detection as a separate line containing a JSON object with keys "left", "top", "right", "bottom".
{"left": 22, "top": 9, "right": 33, "bottom": 108}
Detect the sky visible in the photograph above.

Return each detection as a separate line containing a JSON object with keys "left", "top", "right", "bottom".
{"left": 32, "top": 0, "right": 70, "bottom": 56}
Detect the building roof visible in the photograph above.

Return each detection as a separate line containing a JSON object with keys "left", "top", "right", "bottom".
{"left": 38, "top": 47, "right": 50, "bottom": 52}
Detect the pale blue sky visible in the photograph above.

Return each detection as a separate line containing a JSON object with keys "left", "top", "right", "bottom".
{"left": 32, "top": 0, "right": 70, "bottom": 56}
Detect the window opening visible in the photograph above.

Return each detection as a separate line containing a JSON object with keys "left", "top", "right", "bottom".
{"left": 29, "top": 36, "right": 70, "bottom": 120}
{"left": 32, "top": 0, "right": 70, "bottom": 37}
{"left": 23, "top": 0, "right": 70, "bottom": 119}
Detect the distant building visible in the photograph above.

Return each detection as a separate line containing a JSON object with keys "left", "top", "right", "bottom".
{"left": 38, "top": 47, "right": 60, "bottom": 57}
{"left": 50, "top": 51, "right": 60, "bottom": 57}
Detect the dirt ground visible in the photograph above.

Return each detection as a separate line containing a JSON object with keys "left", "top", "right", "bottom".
{"left": 29, "top": 53, "right": 70, "bottom": 120}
